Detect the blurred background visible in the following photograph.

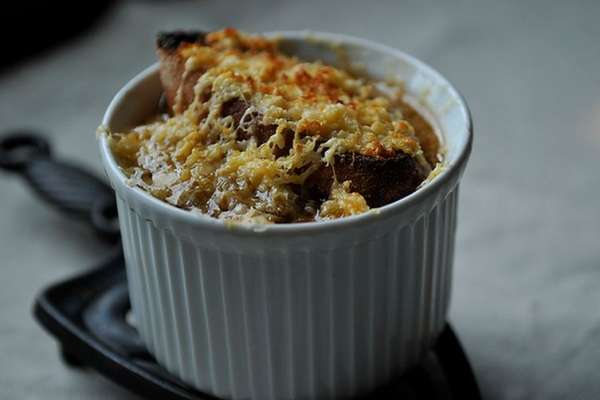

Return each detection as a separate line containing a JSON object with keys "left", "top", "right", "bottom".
{"left": 1, "top": 1, "right": 599, "bottom": 399}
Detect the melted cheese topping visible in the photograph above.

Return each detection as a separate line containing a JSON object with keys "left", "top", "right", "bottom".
{"left": 319, "top": 181, "right": 370, "bottom": 219}
{"left": 109, "top": 29, "right": 440, "bottom": 223}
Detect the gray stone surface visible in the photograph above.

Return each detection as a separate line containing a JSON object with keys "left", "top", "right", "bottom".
{"left": 1, "top": 1, "right": 599, "bottom": 399}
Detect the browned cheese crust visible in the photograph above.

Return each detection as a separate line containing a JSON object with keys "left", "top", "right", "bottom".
{"left": 155, "top": 31, "right": 435, "bottom": 210}
{"left": 108, "top": 29, "right": 442, "bottom": 223}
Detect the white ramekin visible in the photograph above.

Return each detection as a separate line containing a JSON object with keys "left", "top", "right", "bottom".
{"left": 99, "top": 31, "right": 472, "bottom": 400}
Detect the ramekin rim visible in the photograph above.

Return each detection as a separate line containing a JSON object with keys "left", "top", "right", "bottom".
{"left": 99, "top": 30, "right": 472, "bottom": 236}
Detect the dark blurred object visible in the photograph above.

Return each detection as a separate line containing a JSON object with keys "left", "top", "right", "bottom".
{"left": 0, "top": 131, "right": 120, "bottom": 243}
{"left": 35, "top": 262, "right": 481, "bottom": 400}
{"left": 1, "top": 1, "right": 116, "bottom": 73}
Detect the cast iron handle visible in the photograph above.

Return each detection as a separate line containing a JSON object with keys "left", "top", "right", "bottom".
{"left": 0, "top": 131, "right": 119, "bottom": 243}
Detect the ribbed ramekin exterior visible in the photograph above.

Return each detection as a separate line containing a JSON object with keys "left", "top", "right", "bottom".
{"left": 102, "top": 31, "right": 472, "bottom": 400}
{"left": 115, "top": 185, "right": 459, "bottom": 400}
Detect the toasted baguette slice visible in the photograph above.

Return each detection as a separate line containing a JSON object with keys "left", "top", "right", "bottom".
{"left": 155, "top": 31, "right": 426, "bottom": 207}
{"left": 156, "top": 31, "right": 206, "bottom": 113}
{"left": 304, "top": 153, "right": 424, "bottom": 208}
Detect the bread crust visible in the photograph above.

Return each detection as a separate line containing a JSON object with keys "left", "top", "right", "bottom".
{"left": 156, "top": 31, "right": 206, "bottom": 113}
{"left": 304, "top": 153, "right": 424, "bottom": 207}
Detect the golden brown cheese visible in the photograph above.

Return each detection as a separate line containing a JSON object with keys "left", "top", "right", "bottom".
{"left": 109, "top": 29, "right": 441, "bottom": 223}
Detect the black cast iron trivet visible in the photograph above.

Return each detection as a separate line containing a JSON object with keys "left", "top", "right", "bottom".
{"left": 1, "top": 132, "right": 481, "bottom": 400}
{"left": 33, "top": 250, "right": 481, "bottom": 400}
